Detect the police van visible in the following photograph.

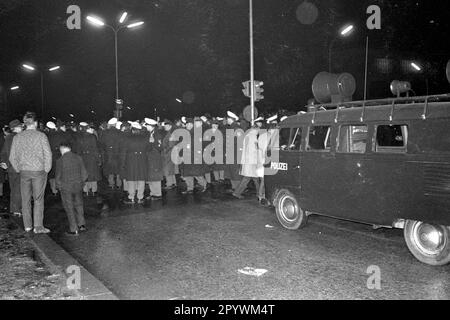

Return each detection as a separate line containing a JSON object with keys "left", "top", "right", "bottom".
{"left": 265, "top": 94, "right": 450, "bottom": 266}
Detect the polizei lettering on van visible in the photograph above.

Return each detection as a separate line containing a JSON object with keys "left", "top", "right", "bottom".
{"left": 271, "top": 162, "right": 288, "bottom": 171}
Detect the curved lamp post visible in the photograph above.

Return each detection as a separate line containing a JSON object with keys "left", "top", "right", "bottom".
{"left": 86, "top": 13, "right": 144, "bottom": 118}
{"left": 22, "top": 63, "right": 61, "bottom": 118}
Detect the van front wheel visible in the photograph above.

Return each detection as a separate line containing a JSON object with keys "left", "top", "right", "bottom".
{"left": 404, "top": 220, "right": 450, "bottom": 266}
{"left": 275, "top": 190, "right": 307, "bottom": 230}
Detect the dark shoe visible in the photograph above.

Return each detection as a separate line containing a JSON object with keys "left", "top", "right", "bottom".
{"left": 151, "top": 195, "right": 163, "bottom": 200}
{"left": 123, "top": 199, "right": 135, "bottom": 205}
{"left": 259, "top": 198, "right": 269, "bottom": 206}
{"left": 65, "top": 230, "right": 79, "bottom": 237}
{"left": 78, "top": 226, "right": 87, "bottom": 232}
{"left": 181, "top": 190, "right": 194, "bottom": 195}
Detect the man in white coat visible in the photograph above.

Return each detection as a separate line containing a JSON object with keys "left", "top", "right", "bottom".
{"left": 232, "top": 120, "right": 266, "bottom": 202}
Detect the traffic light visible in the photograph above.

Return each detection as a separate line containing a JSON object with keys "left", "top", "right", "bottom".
{"left": 242, "top": 80, "right": 264, "bottom": 101}
{"left": 254, "top": 81, "right": 264, "bottom": 101}
{"left": 242, "top": 81, "right": 251, "bottom": 98}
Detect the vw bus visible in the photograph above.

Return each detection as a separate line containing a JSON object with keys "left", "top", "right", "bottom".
{"left": 265, "top": 94, "right": 450, "bottom": 266}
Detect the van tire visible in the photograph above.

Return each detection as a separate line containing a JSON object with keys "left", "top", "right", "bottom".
{"left": 404, "top": 220, "right": 450, "bottom": 266}
{"left": 275, "top": 189, "right": 307, "bottom": 230}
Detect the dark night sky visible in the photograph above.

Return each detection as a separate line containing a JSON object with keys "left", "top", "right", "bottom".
{"left": 0, "top": 0, "right": 449, "bottom": 123}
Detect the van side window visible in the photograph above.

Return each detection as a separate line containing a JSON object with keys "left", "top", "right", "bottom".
{"left": 338, "top": 125, "right": 368, "bottom": 154}
{"left": 279, "top": 128, "right": 291, "bottom": 150}
{"left": 376, "top": 125, "right": 408, "bottom": 153}
{"left": 307, "top": 126, "right": 331, "bottom": 151}
{"left": 289, "top": 127, "right": 303, "bottom": 151}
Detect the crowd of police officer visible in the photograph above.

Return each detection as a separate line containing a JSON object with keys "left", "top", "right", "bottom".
{"left": 0, "top": 111, "right": 285, "bottom": 213}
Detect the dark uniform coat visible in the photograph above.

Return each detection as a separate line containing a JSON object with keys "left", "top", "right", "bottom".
{"left": 224, "top": 122, "right": 244, "bottom": 181}
{"left": 76, "top": 132, "right": 102, "bottom": 181}
{"left": 118, "top": 131, "right": 131, "bottom": 179}
{"left": 146, "top": 129, "right": 164, "bottom": 182}
{"left": 99, "top": 128, "right": 122, "bottom": 176}
{"left": 180, "top": 127, "right": 208, "bottom": 177}
{"left": 162, "top": 129, "right": 177, "bottom": 176}
{"left": 204, "top": 125, "right": 226, "bottom": 172}
{"left": 0, "top": 134, "right": 6, "bottom": 183}
{"left": 120, "top": 133, "right": 148, "bottom": 181}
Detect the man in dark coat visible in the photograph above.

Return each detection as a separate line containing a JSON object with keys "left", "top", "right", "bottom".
{"left": 46, "top": 121, "right": 60, "bottom": 196}
{"left": 180, "top": 118, "right": 207, "bottom": 194}
{"left": 99, "top": 118, "right": 122, "bottom": 189}
{"left": 161, "top": 121, "right": 177, "bottom": 189}
{"left": 0, "top": 128, "right": 6, "bottom": 199}
{"left": 224, "top": 112, "right": 245, "bottom": 191}
{"left": 144, "top": 119, "right": 164, "bottom": 200}
{"left": 56, "top": 141, "right": 88, "bottom": 236}
{"left": 121, "top": 123, "right": 148, "bottom": 204}
{"left": 0, "top": 120, "right": 23, "bottom": 216}
{"left": 204, "top": 119, "right": 225, "bottom": 184}
{"left": 77, "top": 123, "right": 101, "bottom": 196}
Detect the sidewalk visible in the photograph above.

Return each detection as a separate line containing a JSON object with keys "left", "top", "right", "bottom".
{"left": 0, "top": 215, "right": 78, "bottom": 300}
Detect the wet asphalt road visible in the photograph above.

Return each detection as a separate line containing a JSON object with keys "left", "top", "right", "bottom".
{"left": 42, "top": 183, "right": 450, "bottom": 300}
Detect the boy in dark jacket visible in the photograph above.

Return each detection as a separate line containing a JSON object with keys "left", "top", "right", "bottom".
{"left": 55, "top": 141, "right": 88, "bottom": 236}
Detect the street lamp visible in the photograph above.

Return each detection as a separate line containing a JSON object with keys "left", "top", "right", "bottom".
{"left": 176, "top": 98, "right": 182, "bottom": 103}
{"left": 21, "top": 63, "right": 61, "bottom": 118}
{"left": 340, "top": 25, "right": 354, "bottom": 36}
{"left": 411, "top": 62, "right": 422, "bottom": 72}
{"left": 10, "top": 86, "right": 20, "bottom": 91}
{"left": 328, "top": 24, "right": 355, "bottom": 73}
{"left": 410, "top": 61, "right": 428, "bottom": 95}
{"left": 86, "top": 12, "right": 144, "bottom": 119}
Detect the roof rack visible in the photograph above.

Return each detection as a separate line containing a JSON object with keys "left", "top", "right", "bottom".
{"left": 308, "top": 93, "right": 450, "bottom": 111}
{"left": 303, "top": 93, "right": 450, "bottom": 124}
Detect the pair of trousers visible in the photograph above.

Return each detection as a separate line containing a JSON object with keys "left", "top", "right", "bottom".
{"left": 165, "top": 175, "right": 176, "bottom": 187}
{"left": 49, "top": 178, "right": 57, "bottom": 194}
{"left": 184, "top": 176, "right": 207, "bottom": 191}
{"left": 128, "top": 181, "right": 145, "bottom": 200}
{"left": 230, "top": 180, "right": 240, "bottom": 190}
{"left": 8, "top": 171, "right": 21, "bottom": 213}
{"left": 108, "top": 174, "right": 122, "bottom": 188}
{"left": 0, "top": 182, "right": 3, "bottom": 196}
{"left": 20, "top": 171, "right": 47, "bottom": 230}
{"left": 83, "top": 181, "right": 98, "bottom": 193}
{"left": 147, "top": 181, "right": 162, "bottom": 197}
{"left": 61, "top": 190, "right": 85, "bottom": 232}
{"left": 205, "top": 172, "right": 212, "bottom": 184}
{"left": 234, "top": 176, "right": 265, "bottom": 200}
{"left": 213, "top": 170, "right": 224, "bottom": 181}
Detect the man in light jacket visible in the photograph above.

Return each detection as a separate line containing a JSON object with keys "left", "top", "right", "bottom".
{"left": 9, "top": 112, "right": 52, "bottom": 234}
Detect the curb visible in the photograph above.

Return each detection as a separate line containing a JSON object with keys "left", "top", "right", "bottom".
{"left": 11, "top": 217, "right": 118, "bottom": 300}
